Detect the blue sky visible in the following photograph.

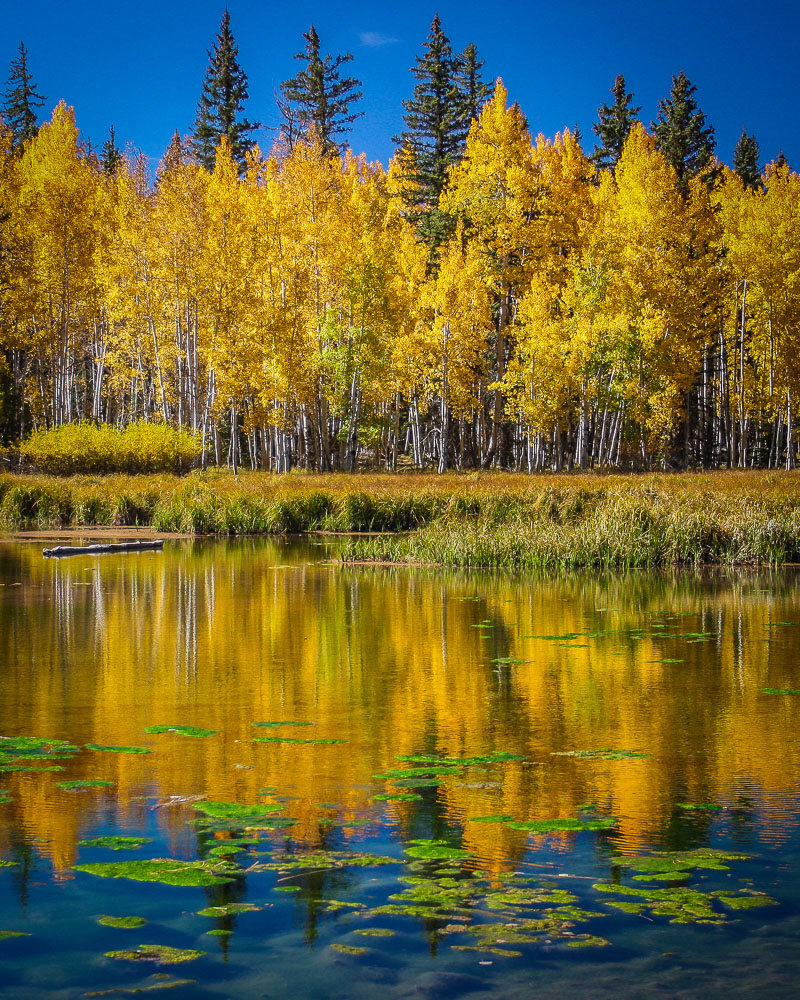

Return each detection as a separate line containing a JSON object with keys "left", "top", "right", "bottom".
{"left": 2, "top": 0, "right": 798, "bottom": 169}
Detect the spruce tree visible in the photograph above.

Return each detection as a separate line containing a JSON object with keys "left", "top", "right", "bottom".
{"left": 591, "top": 74, "right": 640, "bottom": 171}
{"left": 394, "top": 16, "right": 486, "bottom": 250}
{"left": 732, "top": 128, "right": 761, "bottom": 189}
{"left": 652, "top": 71, "right": 716, "bottom": 195}
{"left": 455, "top": 43, "right": 490, "bottom": 129}
{"left": 100, "top": 125, "right": 123, "bottom": 176}
{"left": 192, "top": 11, "right": 258, "bottom": 172}
{"left": 279, "top": 26, "right": 363, "bottom": 155}
{"left": 774, "top": 150, "right": 788, "bottom": 171}
{"left": 2, "top": 42, "right": 46, "bottom": 153}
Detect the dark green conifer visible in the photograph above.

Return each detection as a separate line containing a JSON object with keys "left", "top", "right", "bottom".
{"left": 2, "top": 42, "right": 46, "bottom": 153}
{"left": 591, "top": 74, "right": 640, "bottom": 171}
{"left": 279, "top": 26, "right": 363, "bottom": 155}
{"left": 455, "top": 42, "right": 490, "bottom": 130}
{"left": 192, "top": 10, "right": 258, "bottom": 172}
{"left": 100, "top": 125, "right": 123, "bottom": 176}
{"left": 652, "top": 71, "right": 716, "bottom": 195}
{"left": 732, "top": 128, "right": 761, "bottom": 189}
{"left": 774, "top": 149, "right": 788, "bottom": 171}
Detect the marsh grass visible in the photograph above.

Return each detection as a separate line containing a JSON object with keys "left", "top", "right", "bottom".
{"left": 3, "top": 469, "right": 800, "bottom": 565}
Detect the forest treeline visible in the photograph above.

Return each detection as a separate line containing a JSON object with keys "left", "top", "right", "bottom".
{"left": 1, "top": 15, "right": 799, "bottom": 472}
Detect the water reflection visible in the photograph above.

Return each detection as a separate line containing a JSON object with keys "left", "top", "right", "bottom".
{"left": 1, "top": 539, "right": 800, "bottom": 879}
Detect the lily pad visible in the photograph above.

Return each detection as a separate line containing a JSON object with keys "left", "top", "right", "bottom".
{"left": 506, "top": 817, "right": 618, "bottom": 834}
{"left": 373, "top": 767, "right": 460, "bottom": 779}
{"left": 469, "top": 814, "right": 515, "bottom": 823}
{"left": 0, "top": 765, "right": 64, "bottom": 773}
{"left": 206, "top": 929, "right": 233, "bottom": 936}
{"left": 98, "top": 915, "right": 147, "bottom": 929}
{"left": 105, "top": 945, "right": 205, "bottom": 964}
{"left": 57, "top": 780, "right": 115, "bottom": 790}
{"left": 714, "top": 892, "right": 778, "bottom": 910}
{"left": 79, "top": 836, "right": 152, "bottom": 851}
{"left": 677, "top": 803, "right": 722, "bottom": 811}
{"left": 0, "top": 930, "right": 30, "bottom": 941}
{"left": 144, "top": 726, "right": 218, "bottom": 738}
{"left": 0, "top": 860, "right": 18, "bottom": 868}
{"left": 373, "top": 793, "right": 422, "bottom": 802}
{"left": 396, "top": 752, "right": 526, "bottom": 765}
{"left": 75, "top": 859, "right": 235, "bottom": 887}
{"left": 275, "top": 885, "right": 302, "bottom": 893}
{"left": 567, "top": 935, "right": 611, "bottom": 948}
{"left": 85, "top": 744, "right": 153, "bottom": 754}
{"left": 551, "top": 749, "right": 649, "bottom": 761}
{"left": 353, "top": 928, "right": 395, "bottom": 937}
{"left": 761, "top": 688, "right": 800, "bottom": 695}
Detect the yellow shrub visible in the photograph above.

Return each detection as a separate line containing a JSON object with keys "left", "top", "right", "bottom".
{"left": 20, "top": 422, "right": 200, "bottom": 475}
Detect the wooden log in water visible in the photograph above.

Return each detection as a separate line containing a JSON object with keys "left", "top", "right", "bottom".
{"left": 43, "top": 540, "right": 165, "bottom": 558}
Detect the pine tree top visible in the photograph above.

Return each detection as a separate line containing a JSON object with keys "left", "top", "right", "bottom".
{"left": 192, "top": 11, "right": 259, "bottom": 172}
{"left": 652, "top": 71, "right": 716, "bottom": 195}
{"left": 733, "top": 127, "right": 761, "bottom": 190}
{"left": 591, "top": 74, "right": 640, "bottom": 172}
{"left": 2, "top": 41, "right": 46, "bottom": 153}
{"left": 279, "top": 25, "right": 363, "bottom": 155}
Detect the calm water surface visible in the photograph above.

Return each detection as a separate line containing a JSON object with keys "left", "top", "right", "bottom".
{"left": 0, "top": 537, "right": 798, "bottom": 999}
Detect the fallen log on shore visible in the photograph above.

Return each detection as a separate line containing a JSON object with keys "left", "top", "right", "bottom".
{"left": 43, "top": 540, "right": 165, "bottom": 558}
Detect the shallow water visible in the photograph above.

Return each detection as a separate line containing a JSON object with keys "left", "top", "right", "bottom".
{"left": 0, "top": 537, "right": 799, "bottom": 999}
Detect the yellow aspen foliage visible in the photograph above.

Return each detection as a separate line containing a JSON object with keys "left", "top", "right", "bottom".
{"left": 12, "top": 102, "right": 102, "bottom": 425}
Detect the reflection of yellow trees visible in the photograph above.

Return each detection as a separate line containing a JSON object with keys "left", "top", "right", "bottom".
{"left": 1, "top": 542, "right": 799, "bottom": 873}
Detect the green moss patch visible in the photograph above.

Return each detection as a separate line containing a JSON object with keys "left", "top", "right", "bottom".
{"left": 105, "top": 945, "right": 205, "bottom": 964}
{"left": 79, "top": 837, "right": 152, "bottom": 851}
{"left": 144, "top": 726, "right": 218, "bottom": 738}
{"left": 85, "top": 744, "right": 153, "bottom": 754}
{"left": 98, "top": 915, "right": 147, "bottom": 929}
{"left": 75, "top": 859, "right": 235, "bottom": 887}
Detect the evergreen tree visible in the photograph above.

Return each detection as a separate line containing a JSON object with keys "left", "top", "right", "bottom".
{"left": 2, "top": 42, "right": 46, "bottom": 153}
{"left": 394, "top": 16, "right": 486, "bottom": 251}
{"left": 591, "top": 74, "right": 640, "bottom": 171}
{"left": 652, "top": 71, "right": 716, "bottom": 195}
{"left": 774, "top": 149, "right": 788, "bottom": 171}
{"left": 192, "top": 11, "right": 258, "bottom": 171}
{"left": 455, "top": 43, "right": 490, "bottom": 128}
{"left": 100, "top": 125, "right": 123, "bottom": 176}
{"left": 393, "top": 14, "right": 462, "bottom": 214}
{"left": 732, "top": 128, "right": 761, "bottom": 189}
{"left": 279, "top": 26, "right": 363, "bottom": 156}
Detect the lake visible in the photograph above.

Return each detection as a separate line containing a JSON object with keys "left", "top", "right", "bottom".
{"left": 0, "top": 537, "right": 798, "bottom": 999}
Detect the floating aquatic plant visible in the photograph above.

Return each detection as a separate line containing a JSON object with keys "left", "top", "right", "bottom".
{"left": 0, "top": 930, "right": 30, "bottom": 941}
{"left": 677, "top": 803, "right": 722, "bottom": 811}
{"left": 251, "top": 721, "right": 314, "bottom": 728}
{"left": 0, "top": 860, "right": 18, "bottom": 867}
{"left": 353, "top": 928, "right": 395, "bottom": 937}
{"left": 57, "top": 779, "right": 115, "bottom": 790}
{"left": 98, "top": 916, "right": 147, "bottom": 929}
{"left": 396, "top": 752, "right": 526, "bottom": 765}
{"left": 84, "top": 978, "right": 197, "bottom": 996}
{"left": 0, "top": 765, "right": 64, "bottom": 773}
{"left": 79, "top": 836, "right": 152, "bottom": 851}
{"left": 373, "top": 793, "right": 423, "bottom": 802}
{"left": 761, "top": 688, "right": 800, "bottom": 695}
{"left": 192, "top": 801, "right": 284, "bottom": 822}
{"left": 144, "top": 726, "right": 218, "bottom": 738}
{"left": 275, "top": 885, "right": 302, "bottom": 893}
{"left": 468, "top": 814, "right": 514, "bottom": 823}
{"left": 506, "top": 817, "right": 618, "bottom": 834}
{"left": 75, "top": 859, "right": 235, "bottom": 887}
{"left": 551, "top": 749, "right": 649, "bottom": 761}
{"left": 404, "top": 843, "right": 470, "bottom": 861}
{"left": 196, "top": 903, "right": 261, "bottom": 917}
{"left": 255, "top": 850, "right": 400, "bottom": 871}
{"left": 373, "top": 767, "right": 460, "bottom": 779}
{"left": 85, "top": 744, "right": 152, "bottom": 754}
{"left": 0, "top": 736, "right": 79, "bottom": 757}
{"left": 714, "top": 892, "right": 778, "bottom": 910}
{"left": 330, "top": 944, "right": 368, "bottom": 956}
{"left": 105, "top": 945, "right": 205, "bottom": 964}
{"left": 252, "top": 736, "right": 346, "bottom": 745}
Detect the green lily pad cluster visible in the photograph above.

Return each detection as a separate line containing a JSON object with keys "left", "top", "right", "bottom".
{"left": 144, "top": 725, "right": 218, "bottom": 738}
{"left": 85, "top": 744, "right": 152, "bottom": 754}
{"left": 0, "top": 735, "right": 79, "bottom": 774}
{"left": 551, "top": 749, "right": 650, "bottom": 761}
{"left": 75, "top": 858, "right": 236, "bottom": 887}
{"left": 57, "top": 779, "right": 115, "bottom": 791}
